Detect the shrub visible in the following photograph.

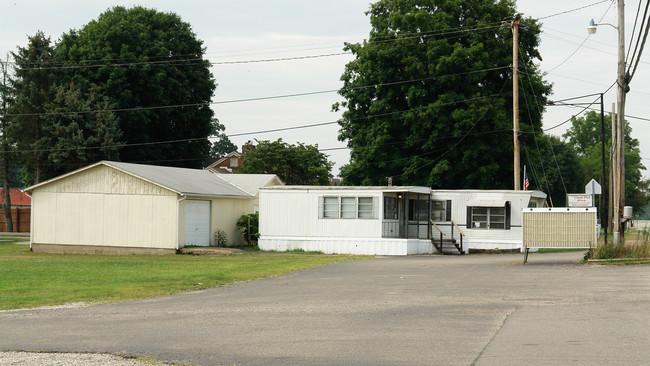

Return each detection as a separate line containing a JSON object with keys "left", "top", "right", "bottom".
{"left": 236, "top": 212, "right": 259, "bottom": 246}
{"left": 593, "top": 228, "right": 650, "bottom": 259}
{"left": 212, "top": 229, "right": 229, "bottom": 247}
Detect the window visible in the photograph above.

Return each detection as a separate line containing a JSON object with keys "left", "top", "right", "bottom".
{"left": 358, "top": 197, "right": 373, "bottom": 219}
{"left": 431, "top": 200, "right": 451, "bottom": 221}
{"left": 384, "top": 196, "right": 399, "bottom": 220}
{"left": 323, "top": 197, "right": 339, "bottom": 218}
{"left": 468, "top": 205, "right": 509, "bottom": 230}
{"left": 408, "top": 199, "right": 429, "bottom": 221}
{"left": 229, "top": 157, "right": 239, "bottom": 167}
{"left": 321, "top": 196, "right": 375, "bottom": 219}
{"left": 341, "top": 197, "right": 356, "bottom": 218}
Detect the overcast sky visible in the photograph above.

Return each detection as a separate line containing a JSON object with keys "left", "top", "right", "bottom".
{"left": 1, "top": 0, "right": 648, "bottom": 186}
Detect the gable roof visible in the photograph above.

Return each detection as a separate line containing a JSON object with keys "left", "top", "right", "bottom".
{"left": 105, "top": 161, "right": 253, "bottom": 198}
{"left": 216, "top": 174, "right": 283, "bottom": 195}
{"left": 205, "top": 151, "right": 243, "bottom": 172}
{"left": 25, "top": 161, "right": 253, "bottom": 198}
{"left": 0, "top": 189, "right": 31, "bottom": 206}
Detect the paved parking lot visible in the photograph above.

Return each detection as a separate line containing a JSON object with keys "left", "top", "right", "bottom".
{"left": 1, "top": 252, "right": 649, "bottom": 365}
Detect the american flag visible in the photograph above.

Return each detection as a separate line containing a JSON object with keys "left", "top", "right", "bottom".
{"left": 524, "top": 171, "right": 530, "bottom": 191}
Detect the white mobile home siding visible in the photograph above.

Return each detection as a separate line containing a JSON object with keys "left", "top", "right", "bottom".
{"left": 430, "top": 190, "right": 545, "bottom": 251}
{"left": 260, "top": 188, "right": 382, "bottom": 238}
{"left": 31, "top": 165, "right": 178, "bottom": 252}
{"left": 259, "top": 187, "right": 433, "bottom": 255}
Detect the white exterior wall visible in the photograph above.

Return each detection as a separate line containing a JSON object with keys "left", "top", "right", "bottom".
{"left": 31, "top": 165, "right": 177, "bottom": 249}
{"left": 177, "top": 196, "right": 254, "bottom": 247}
{"left": 430, "top": 190, "right": 544, "bottom": 251}
{"left": 260, "top": 188, "right": 383, "bottom": 239}
{"left": 259, "top": 188, "right": 411, "bottom": 255}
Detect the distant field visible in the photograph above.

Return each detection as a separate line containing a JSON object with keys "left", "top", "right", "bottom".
{"left": 0, "top": 238, "right": 369, "bottom": 310}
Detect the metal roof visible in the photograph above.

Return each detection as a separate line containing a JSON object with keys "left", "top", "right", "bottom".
{"left": 216, "top": 174, "right": 283, "bottom": 195}
{"left": 104, "top": 161, "right": 253, "bottom": 198}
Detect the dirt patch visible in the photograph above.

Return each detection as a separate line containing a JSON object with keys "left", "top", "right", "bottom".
{"left": 177, "top": 247, "right": 246, "bottom": 255}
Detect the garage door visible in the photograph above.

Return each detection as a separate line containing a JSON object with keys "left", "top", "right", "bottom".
{"left": 184, "top": 200, "right": 211, "bottom": 246}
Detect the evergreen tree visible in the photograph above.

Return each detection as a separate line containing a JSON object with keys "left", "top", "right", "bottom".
{"left": 8, "top": 31, "right": 55, "bottom": 184}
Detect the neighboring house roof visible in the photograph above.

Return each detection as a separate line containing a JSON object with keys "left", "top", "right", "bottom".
{"left": 0, "top": 189, "right": 31, "bottom": 206}
{"left": 217, "top": 174, "right": 283, "bottom": 195}
{"left": 25, "top": 161, "right": 254, "bottom": 198}
{"left": 205, "top": 151, "right": 243, "bottom": 174}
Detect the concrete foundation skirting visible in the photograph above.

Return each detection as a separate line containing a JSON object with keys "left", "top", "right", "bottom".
{"left": 31, "top": 243, "right": 176, "bottom": 255}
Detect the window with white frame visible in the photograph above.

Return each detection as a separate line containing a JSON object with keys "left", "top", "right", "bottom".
{"left": 358, "top": 197, "right": 374, "bottom": 218}
{"left": 323, "top": 197, "right": 340, "bottom": 218}
{"left": 321, "top": 196, "right": 375, "bottom": 219}
{"left": 470, "top": 206, "right": 507, "bottom": 229}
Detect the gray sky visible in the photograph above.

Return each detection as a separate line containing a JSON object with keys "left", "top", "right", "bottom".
{"left": 1, "top": 0, "right": 648, "bottom": 186}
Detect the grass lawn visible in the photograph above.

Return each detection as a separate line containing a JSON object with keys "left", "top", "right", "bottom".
{"left": 0, "top": 238, "right": 369, "bottom": 310}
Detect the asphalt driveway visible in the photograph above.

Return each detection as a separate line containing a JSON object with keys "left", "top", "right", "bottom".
{"left": 1, "top": 252, "right": 649, "bottom": 365}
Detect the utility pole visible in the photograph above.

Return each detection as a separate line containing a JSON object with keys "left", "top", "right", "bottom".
{"left": 610, "top": 103, "right": 617, "bottom": 239}
{"left": 512, "top": 19, "right": 521, "bottom": 191}
{"left": 614, "top": 0, "right": 626, "bottom": 243}
{"left": 600, "top": 94, "right": 608, "bottom": 245}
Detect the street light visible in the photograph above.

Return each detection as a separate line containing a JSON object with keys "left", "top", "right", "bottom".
{"left": 588, "top": 0, "right": 626, "bottom": 244}
{"left": 587, "top": 19, "right": 617, "bottom": 34}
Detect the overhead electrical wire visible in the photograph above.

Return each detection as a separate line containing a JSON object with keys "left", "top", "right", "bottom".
{"left": 538, "top": 0, "right": 611, "bottom": 20}
{"left": 543, "top": 0, "right": 615, "bottom": 73}
{"left": 5, "top": 65, "right": 510, "bottom": 117}
{"left": 626, "top": 0, "right": 650, "bottom": 83}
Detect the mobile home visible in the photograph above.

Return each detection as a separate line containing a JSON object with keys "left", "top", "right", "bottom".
{"left": 258, "top": 186, "right": 546, "bottom": 255}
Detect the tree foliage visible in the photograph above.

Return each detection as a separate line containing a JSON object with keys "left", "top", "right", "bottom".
{"left": 563, "top": 111, "right": 648, "bottom": 213}
{"left": 43, "top": 83, "right": 121, "bottom": 174}
{"left": 209, "top": 118, "right": 237, "bottom": 159}
{"left": 54, "top": 6, "right": 216, "bottom": 170}
{"left": 521, "top": 134, "right": 585, "bottom": 207}
{"left": 7, "top": 31, "right": 55, "bottom": 184}
{"left": 334, "top": 0, "right": 551, "bottom": 188}
{"left": 7, "top": 7, "right": 217, "bottom": 185}
{"left": 237, "top": 139, "right": 333, "bottom": 185}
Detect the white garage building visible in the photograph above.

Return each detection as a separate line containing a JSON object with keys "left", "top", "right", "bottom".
{"left": 25, "top": 161, "right": 281, "bottom": 254}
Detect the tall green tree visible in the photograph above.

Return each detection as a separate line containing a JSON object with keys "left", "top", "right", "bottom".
{"left": 334, "top": 0, "right": 551, "bottom": 187}
{"left": 43, "top": 83, "right": 121, "bottom": 174}
{"left": 8, "top": 31, "right": 55, "bottom": 184}
{"left": 563, "top": 111, "right": 647, "bottom": 213}
{"left": 237, "top": 139, "right": 333, "bottom": 185}
{"left": 54, "top": 6, "right": 216, "bottom": 169}
{"left": 209, "top": 118, "right": 237, "bottom": 159}
{"left": 521, "top": 134, "right": 585, "bottom": 207}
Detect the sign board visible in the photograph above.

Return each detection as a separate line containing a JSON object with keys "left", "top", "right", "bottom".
{"left": 523, "top": 208, "right": 597, "bottom": 249}
{"left": 585, "top": 179, "right": 602, "bottom": 195}
{"left": 567, "top": 194, "right": 593, "bottom": 207}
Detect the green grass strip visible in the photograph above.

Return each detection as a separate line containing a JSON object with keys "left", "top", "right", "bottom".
{"left": 0, "top": 238, "right": 369, "bottom": 310}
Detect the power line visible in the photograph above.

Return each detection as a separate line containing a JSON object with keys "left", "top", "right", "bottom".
{"left": 1, "top": 90, "right": 513, "bottom": 156}
{"left": 4, "top": 23, "right": 505, "bottom": 72}
{"left": 626, "top": 1, "right": 650, "bottom": 83}
{"left": 538, "top": 0, "right": 611, "bottom": 20}
{"left": 544, "top": 0, "right": 615, "bottom": 73}
{"left": 5, "top": 65, "right": 510, "bottom": 117}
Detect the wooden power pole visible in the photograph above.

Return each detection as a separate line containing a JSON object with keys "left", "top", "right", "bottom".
{"left": 512, "top": 19, "right": 521, "bottom": 190}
